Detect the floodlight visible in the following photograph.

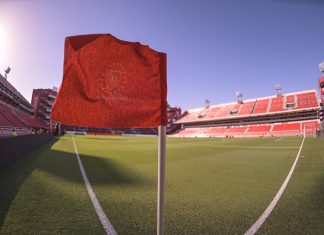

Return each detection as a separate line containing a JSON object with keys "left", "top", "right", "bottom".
{"left": 319, "top": 62, "right": 324, "bottom": 73}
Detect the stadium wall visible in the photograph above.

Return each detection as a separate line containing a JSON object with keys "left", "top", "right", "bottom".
{"left": 0, "top": 134, "right": 55, "bottom": 168}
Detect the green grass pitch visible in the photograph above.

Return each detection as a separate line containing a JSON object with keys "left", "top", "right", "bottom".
{"left": 0, "top": 135, "right": 323, "bottom": 234}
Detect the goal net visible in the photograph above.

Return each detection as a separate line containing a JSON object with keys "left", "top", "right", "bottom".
{"left": 303, "top": 123, "right": 319, "bottom": 137}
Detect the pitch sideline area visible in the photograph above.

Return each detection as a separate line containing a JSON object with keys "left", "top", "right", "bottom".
{"left": 0, "top": 135, "right": 323, "bottom": 234}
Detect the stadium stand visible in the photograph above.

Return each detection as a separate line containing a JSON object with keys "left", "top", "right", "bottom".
{"left": 271, "top": 122, "right": 301, "bottom": 136}
{"left": 245, "top": 125, "right": 272, "bottom": 136}
{"left": 285, "top": 94, "right": 296, "bottom": 109}
{"left": 269, "top": 97, "right": 284, "bottom": 112}
{"left": 172, "top": 120, "right": 319, "bottom": 138}
{"left": 296, "top": 92, "right": 318, "bottom": 109}
{"left": 225, "top": 126, "right": 247, "bottom": 135}
{"left": 252, "top": 99, "right": 270, "bottom": 114}
{"left": 172, "top": 89, "right": 320, "bottom": 138}
{"left": 238, "top": 100, "right": 256, "bottom": 116}
{"left": 0, "top": 73, "right": 45, "bottom": 137}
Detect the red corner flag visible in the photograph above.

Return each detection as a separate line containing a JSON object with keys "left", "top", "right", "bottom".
{"left": 51, "top": 34, "right": 167, "bottom": 128}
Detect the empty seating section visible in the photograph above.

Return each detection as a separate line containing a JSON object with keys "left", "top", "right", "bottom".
{"left": 0, "top": 103, "right": 26, "bottom": 128}
{"left": 286, "top": 95, "right": 295, "bottom": 104}
{"left": 215, "top": 104, "right": 235, "bottom": 118}
{"left": 176, "top": 91, "right": 319, "bottom": 127}
{"left": 269, "top": 97, "right": 284, "bottom": 112}
{"left": 15, "top": 109, "right": 44, "bottom": 128}
{"left": 207, "top": 127, "right": 227, "bottom": 135}
{"left": 253, "top": 99, "right": 270, "bottom": 114}
{"left": 174, "top": 127, "right": 200, "bottom": 137}
{"left": 178, "top": 91, "right": 319, "bottom": 126}
{"left": 238, "top": 101, "right": 256, "bottom": 115}
{"left": 0, "top": 113, "right": 12, "bottom": 126}
{"left": 296, "top": 92, "right": 318, "bottom": 109}
{"left": 226, "top": 127, "right": 247, "bottom": 134}
{"left": 201, "top": 127, "right": 228, "bottom": 136}
{"left": 272, "top": 123, "right": 300, "bottom": 135}
{"left": 173, "top": 120, "right": 319, "bottom": 138}
{"left": 205, "top": 106, "right": 222, "bottom": 119}
{"left": 228, "top": 103, "right": 241, "bottom": 116}
{"left": 0, "top": 101, "right": 45, "bottom": 129}
{"left": 175, "top": 127, "right": 228, "bottom": 137}
{"left": 246, "top": 125, "right": 271, "bottom": 134}
{"left": 179, "top": 111, "right": 200, "bottom": 123}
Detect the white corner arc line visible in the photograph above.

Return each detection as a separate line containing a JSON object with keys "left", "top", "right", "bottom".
{"left": 72, "top": 135, "right": 118, "bottom": 235}
{"left": 244, "top": 134, "right": 306, "bottom": 235}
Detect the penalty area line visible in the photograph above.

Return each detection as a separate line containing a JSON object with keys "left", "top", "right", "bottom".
{"left": 72, "top": 135, "right": 117, "bottom": 235}
{"left": 244, "top": 134, "right": 306, "bottom": 235}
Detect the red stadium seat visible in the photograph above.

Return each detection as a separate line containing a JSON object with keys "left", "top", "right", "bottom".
{"left": 271, "top": 122, "right": 301, "bottom": 136}
{"left": 226, "top": 126, "right": 247, "bottom": 135}
{"left": 246, "top": 125, "right": 271, "bottom": 136}
{"left": 269, "top": 97, "right": 284, "bottom": 112}
{"left": 296, "top": 92, "right": 318, "bottom": 109}
{"left": 253, "top": 99, "right": 270, "bottom": 114}
{"left": 238, "top": 100, "right": 256, "bottom": 115}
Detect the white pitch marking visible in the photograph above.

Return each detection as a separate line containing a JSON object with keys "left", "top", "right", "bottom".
{"left": 72, "top": 135, "right": 117, "bottom": 235}
{"left": 244, "top": 134, "right": 306, "bottom": 235}
{"left": 274, "top": 138, "right": 283, "bottom": 142}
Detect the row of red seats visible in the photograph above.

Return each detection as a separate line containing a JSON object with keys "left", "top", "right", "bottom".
{"left": 0, "top": 102, "right": 45, "bottom": 129}
{"left": 173, "top": 120, "right": 319, "bottom": 137}
{"left": 269, "top": 97, "right": 284, "bottom": 112}
{"left": 178, "top": 91, "right": 319, "bottom": 124}
{"left": 0, "top": 103, "right": 26, "bottom": 128}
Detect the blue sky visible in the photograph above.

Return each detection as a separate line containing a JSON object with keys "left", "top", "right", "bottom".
{"left": 0, "top": 0, "right": 324, "bottom": 111}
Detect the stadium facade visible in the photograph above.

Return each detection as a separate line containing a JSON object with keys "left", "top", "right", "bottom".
{"left": 31, "top": 88, "right": 57, "bottom": 128}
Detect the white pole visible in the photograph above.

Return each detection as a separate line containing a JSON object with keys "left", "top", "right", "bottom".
{"left": 157, "top": 125, "right": 166, "bottom": 235}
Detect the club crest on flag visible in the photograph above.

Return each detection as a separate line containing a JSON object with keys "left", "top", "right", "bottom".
{"left": 98, "top": 62, "right": 127, "bottom": 103}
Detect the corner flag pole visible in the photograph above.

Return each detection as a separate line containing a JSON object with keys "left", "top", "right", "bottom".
{"left": 157, "top": 125, "right": 166, "bottom": 235}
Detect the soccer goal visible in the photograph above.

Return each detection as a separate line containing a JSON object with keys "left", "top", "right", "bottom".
{"left": 303, "top": 123, "right": 318, "bottom": 137}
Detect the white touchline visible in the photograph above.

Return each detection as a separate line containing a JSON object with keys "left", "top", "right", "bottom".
{"left": 244, "top": 134, "right": 306, "bottom": 235}
{"left": 72, "top": 135, "right": 118, "bottom": 235}
{"left": 274, "top": 138, "right": 282, "bottom": 142}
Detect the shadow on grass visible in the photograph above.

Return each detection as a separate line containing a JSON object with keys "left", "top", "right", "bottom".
{"left": 39, "top": 149, "right": 146, "bottom": 185}
{"left": 0, "top": 139, "right": 59, "bottom": 227}
{"left": 0, "top": 138, "right": 147, "bottom": 229}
